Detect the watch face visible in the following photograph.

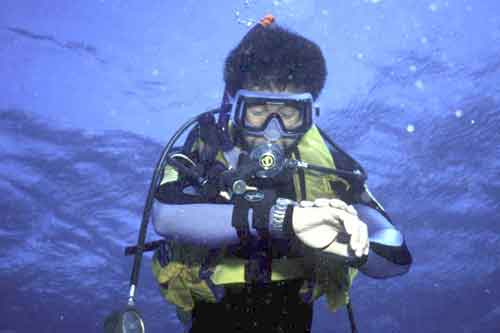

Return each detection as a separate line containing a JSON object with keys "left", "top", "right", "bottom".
{"left": 276, "top": 197, "right": 295, "bottom": 206}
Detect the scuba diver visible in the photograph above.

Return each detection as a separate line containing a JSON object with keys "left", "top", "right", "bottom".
{"left": 143, "top": 15, "right": 411, "bottom": 333}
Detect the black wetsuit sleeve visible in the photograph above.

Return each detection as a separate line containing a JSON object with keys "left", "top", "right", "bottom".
{"left": 320, "top": 130, "right": 412, "bottom": 278}
{"left": 353, "top": 186, "right": 413, "bottom": 278}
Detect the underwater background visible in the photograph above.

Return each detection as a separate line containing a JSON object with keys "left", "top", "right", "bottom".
{"left": 1, "top": 1, "right": 499, "bottom": 332}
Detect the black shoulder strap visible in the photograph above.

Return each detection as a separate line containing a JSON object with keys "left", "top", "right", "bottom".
{"left": 316, "top": 126, "right": 366, "bottom": 177}
{"left": 198, "top": 112, "right": 220, "bottom": 164}
{"left": 181, "top": 125, "right": 200, "bottom": 155}
{"left": 316, "top": 126, "right": 367, "bottom": 200}
{"left": 316, "top": 127, "right": 390, "bottom": 215}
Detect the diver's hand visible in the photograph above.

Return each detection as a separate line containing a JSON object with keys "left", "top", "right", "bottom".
{"left": 292, "top": 199, "right": 370, "bottom": 259}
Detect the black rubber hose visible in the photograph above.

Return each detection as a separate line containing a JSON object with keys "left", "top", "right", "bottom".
{"left": 129, "top": 110, "right": 219, "bottom": 292}
{"left": 304, "top": 163, "right": 366, "bottom": 183}
{"left": 347, "top": 300, "right": 358, "bottom": 333}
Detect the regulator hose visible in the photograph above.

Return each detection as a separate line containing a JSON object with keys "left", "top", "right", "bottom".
{"left": 128, "top": 109, "right": 220, "bottom": 305}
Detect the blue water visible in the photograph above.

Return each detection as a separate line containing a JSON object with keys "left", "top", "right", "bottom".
{"left": 1, "top": 1, "right": 499, "bottom": 332}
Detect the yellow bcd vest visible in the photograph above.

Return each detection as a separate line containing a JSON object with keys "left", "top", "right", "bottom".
{"left": 152, "top": 125, "right": 358, "bottom": 319}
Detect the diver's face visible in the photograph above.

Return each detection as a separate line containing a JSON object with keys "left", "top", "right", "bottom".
{"left": 241, "top": 84, "right": 307, "bottom": 151}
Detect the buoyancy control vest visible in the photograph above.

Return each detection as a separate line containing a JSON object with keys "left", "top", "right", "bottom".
{"left": 152, "top": 124, "right": 359, "bottom": 320}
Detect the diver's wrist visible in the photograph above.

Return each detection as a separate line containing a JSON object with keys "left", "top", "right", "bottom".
{"left": 269, "top": 198, "right": 295, "bottom": 239}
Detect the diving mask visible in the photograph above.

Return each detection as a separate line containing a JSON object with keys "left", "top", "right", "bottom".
{"left": 231, "top": 89, "right": 314, "bottom": 141}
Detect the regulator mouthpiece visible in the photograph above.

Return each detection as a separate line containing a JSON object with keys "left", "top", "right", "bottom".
{"left": 249, "top": 143, "right": 285, "bottom": 178}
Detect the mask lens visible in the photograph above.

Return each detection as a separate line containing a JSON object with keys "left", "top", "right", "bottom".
{"left": 243, "top": 100, "right": 305, "bottom": 132}
{"left": 277, "top": 103, "right": 304, "bottom": 130}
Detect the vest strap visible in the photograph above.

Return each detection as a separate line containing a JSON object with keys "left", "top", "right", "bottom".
{"left": 199, "top": 249, "right": 226, "bottom": 301}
